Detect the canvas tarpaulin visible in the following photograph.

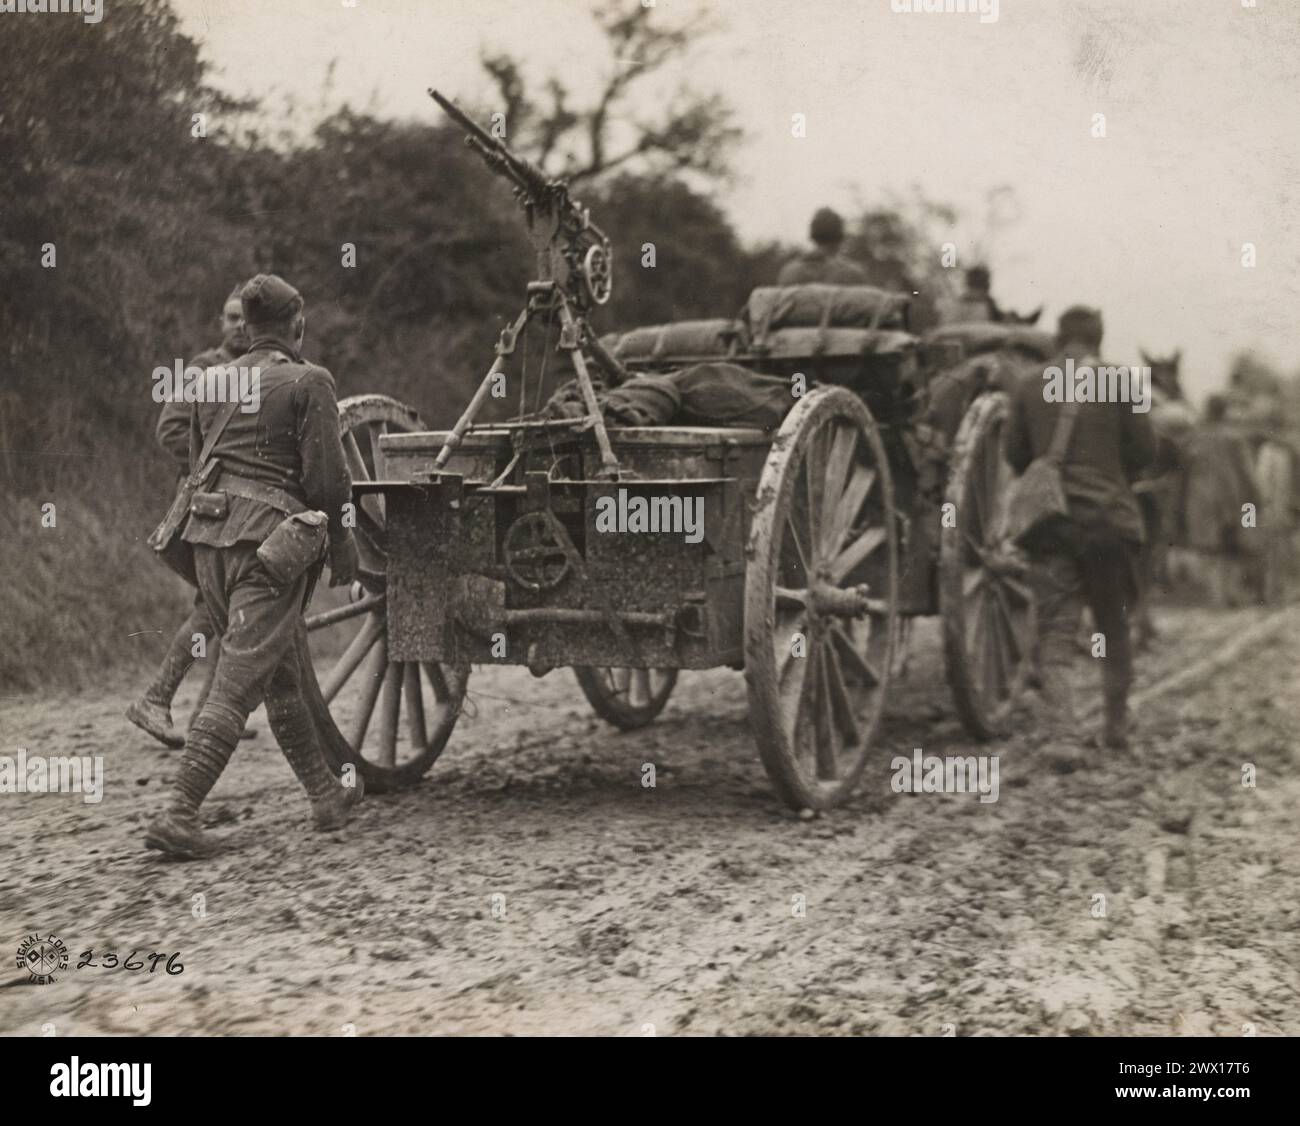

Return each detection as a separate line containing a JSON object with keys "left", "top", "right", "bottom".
{"left": 544, "top": 362, "right": 794, "bottom": 433}
{"left": 602, "top": 319, "right": 746, "bottom": 363}
{"left": 744, "top": 284, "right": 911, "bottom": 341}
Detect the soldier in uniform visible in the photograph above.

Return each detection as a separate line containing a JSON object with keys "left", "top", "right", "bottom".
{"left": 777, "top": 207, "right": 870, "bottom": 285}
{"left": 144, "top": 274, "right": 361, "bottom": 859}
{"left": 127, "top": 284, "right": 251, "bottom": 748}
{"left": 937, "top": 265, "right": 1003, "bottom": 325}
{"left": 1252, "top": 406, "right": 1295, "bottom": 604}
{"left": 155, "top": 284, "right": 249, "bottom": 468}
{"left": 1005, "top": 306, "right": 1155, "bottom": 753}
{"left": 1182, "top": 394, "right": 1259, "bottom": 606}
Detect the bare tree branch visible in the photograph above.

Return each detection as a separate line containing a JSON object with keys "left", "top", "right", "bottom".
{"left": 477, "top": 0, "right": 737, "bottom": 185}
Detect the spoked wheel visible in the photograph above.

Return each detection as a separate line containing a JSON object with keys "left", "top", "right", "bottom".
{"left": 304, "top": 395, "right": 468, "bottom": 792}
{"left": 940, "top": 391, "right": 1035, "bottom": 739}
{"left": 744, "top": 387, "right": 899, "bottom": 810}
{"left": 337, "top": 393, "right": 425, "bottom": 589}
{"left": 306, "top": 588, "right": 467, "bottom": 792}
{"left": 573, "top": 666, "right": 678, "bottom": 730}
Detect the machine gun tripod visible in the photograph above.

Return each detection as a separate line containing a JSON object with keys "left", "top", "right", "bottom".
{"left": 428, "top": 91, "right": 627, "bottom": 478}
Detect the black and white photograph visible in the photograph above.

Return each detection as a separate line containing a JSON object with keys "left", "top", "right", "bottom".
{"left": 2, "top": 0, "right": 1297, "bottom": 1087}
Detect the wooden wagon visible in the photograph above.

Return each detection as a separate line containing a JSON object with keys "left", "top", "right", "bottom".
{"left": 300, "top": 94, "right": 1035, "bottom": 811}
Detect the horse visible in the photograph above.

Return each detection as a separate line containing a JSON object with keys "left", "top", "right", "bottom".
{"left": 996, "top": 305, "right": 1043, "bottom": 326}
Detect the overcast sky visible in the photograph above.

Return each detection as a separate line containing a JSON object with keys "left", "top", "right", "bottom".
{"left": 178, "top": 0, "right": 1300, "bottom": 400}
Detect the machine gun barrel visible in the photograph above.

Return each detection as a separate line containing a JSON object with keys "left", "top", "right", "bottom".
{"left": 429, "top": 89, "right": 552, "bottom": 203}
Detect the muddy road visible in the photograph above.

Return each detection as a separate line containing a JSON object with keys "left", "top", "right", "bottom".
{"left": 3, "top": 604, "right": 1297, "bottom": 1036}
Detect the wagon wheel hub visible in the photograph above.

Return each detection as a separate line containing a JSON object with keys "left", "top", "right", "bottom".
{"left": 777, "top": 581, "right": 877, "bottom": 619}
{"left": 966, "top": 532, "right": 1029, "bottom": 579}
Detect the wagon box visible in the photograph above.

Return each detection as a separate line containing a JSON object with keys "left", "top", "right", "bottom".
{"left": 375, "top": 427, "right": 770, "bottom": 672}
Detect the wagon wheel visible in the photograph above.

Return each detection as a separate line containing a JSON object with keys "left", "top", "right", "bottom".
{"left": 336, "top": 393, "right": 424, "bottom": 591}
{"left": 939, "top": 391, "right": 1035, "bottom": 739}
{"left": 573, "top": 666, "right": 678, "bottom": 730}
{"left": 304, "top": 395, "right": 468, "bottom": 792}
{"left": 744, "top": 386, "right": 899, "bottom": 810}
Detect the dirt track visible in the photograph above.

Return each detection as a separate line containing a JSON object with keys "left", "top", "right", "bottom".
{"left": 2, "top": 604, "right": 1297, "bottom": 1036}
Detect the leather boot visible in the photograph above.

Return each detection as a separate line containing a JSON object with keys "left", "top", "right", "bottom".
{"left": 311, "top": 771, "right": 365, "bottom": 831}
{"left": 143, "top": 808, "right": 221, "bottom": 860}
{"left": 126, "top": 698, "right": 185, "bottom": 750}
{"left": 143, "top": 706, "right": 242, "bottom": 858}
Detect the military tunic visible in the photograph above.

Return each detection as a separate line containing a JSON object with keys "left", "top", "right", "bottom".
{"left": 777, "top": 249, "right": 870, "bottom": 286}
{"left": 156, "top": 343, "right": 238, "bottom": 472}
{"left": 138, "top": 342, "right": 239, "bottom": 729}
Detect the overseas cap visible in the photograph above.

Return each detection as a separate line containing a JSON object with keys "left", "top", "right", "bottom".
{"left": 810, "top": 207, "right": 846, "bottom": 245}
{"left": 1057, "top": 305, "right": 1103, "bottom": 348}
{"left": 241, "top": 273, "right": 302, "bottom": 324}
{"left": 226, "top": 281, "right": 246, "bottom": 304}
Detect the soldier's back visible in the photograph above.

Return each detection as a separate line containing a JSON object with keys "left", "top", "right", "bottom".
{"left": 1009, "top": 363, "right": 1153, "bottom": 540}
{"left": 183, "top": 347, "right": 343, "bottom": 550}
{"left": 777, "top": 250, "right": 869, "bottom": 286}
{"left": 194, "top": 349, "right": 335, "bottom": 484}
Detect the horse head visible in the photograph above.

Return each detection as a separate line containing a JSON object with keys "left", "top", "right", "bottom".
{"left": 1140, "top": 347, "right": 1184, "bottom": 400}
{"left": 999, "top": 305, "right": 1043, "bottom": 326}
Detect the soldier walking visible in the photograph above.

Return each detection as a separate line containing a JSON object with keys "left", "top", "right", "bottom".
{"left": 1252, "top": 409, "right": 1296, "bottom": 604}
{"left": 1182, "top": 394, "right": 1259, "bottom": 607}
{"left": 777, "top": 207, "right": 869, "bottom": 285}
{"left": 144, "top": 274, "right": 361, "bottom": 859}
{"left": 1005, "top": 307, "right": 1155, "bottom": 752}
{"left": 127, "top": 284, "right": 251, "bottom": 748}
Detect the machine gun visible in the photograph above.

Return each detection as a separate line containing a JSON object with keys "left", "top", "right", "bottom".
{"left": 430, "top": 90, "right": 613, "bottom": 316}
{"left": 429, "top": 91, "right": 627, "bottom": 476}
